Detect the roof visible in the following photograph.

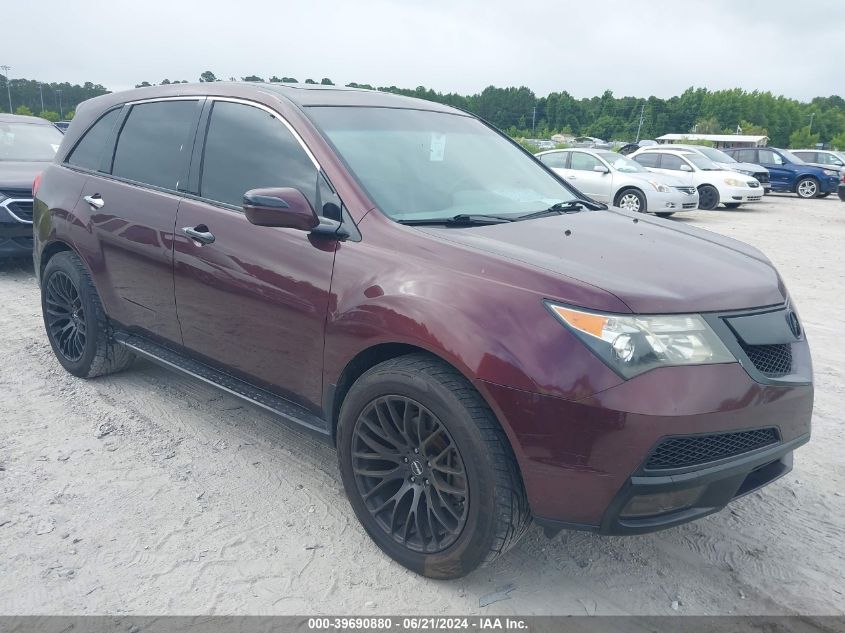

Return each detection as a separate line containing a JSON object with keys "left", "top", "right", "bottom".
{"left": 657, "top": 133, "right": 769, "bottom": 143}
{"left": 0, "top": 113, "right": 54, "bottom": 125}
{"left": 77, "top": 81, "right": 460, "bottom": 114}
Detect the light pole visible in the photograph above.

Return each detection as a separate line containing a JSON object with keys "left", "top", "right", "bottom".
{"left": 808, "top": 112, "right": 815, "bottom": 134}
{"left": 39, "top": 84, "right": 45, "bottom": 112}
{"left": 0, "top": 65, "right": 11, "bottom": 113}
{"left": 56, "top": 89, "right": 63, "bottom": 119}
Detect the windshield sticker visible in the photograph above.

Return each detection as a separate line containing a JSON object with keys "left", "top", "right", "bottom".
{"left": 429, "top": 133, "right": 446, "bottom": 162}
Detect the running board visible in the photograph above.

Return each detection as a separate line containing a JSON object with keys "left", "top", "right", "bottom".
{"left": 114, "top": 332, "right": 330, "bottom": 436}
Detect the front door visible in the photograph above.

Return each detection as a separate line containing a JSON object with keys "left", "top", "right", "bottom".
{"left": 567, "top": 151, "right": 612, "bottom": 201}
{"left": 756, "top": 149, "right": 791, "bottom": 190}
{"left": 173, "top": 99, "right": 338, "bottom": 412}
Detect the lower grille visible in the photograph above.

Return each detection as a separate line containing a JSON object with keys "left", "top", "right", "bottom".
{"left": 740, "top": 342, "right": 792, "bottom": 377}
{"left": 646, "top": 428, "right": 781, "bottom": 470}
{"left": 754, "top": 172, "right": 770, "bottom": 184}
{"left": 747, "top": 196, "right": 762, "bottom": 202}
{"left": 682, "top": 203, "right": 697, "bottom": 209}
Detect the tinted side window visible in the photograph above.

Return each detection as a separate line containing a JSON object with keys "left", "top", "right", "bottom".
{"left": 758, "top": 149, "right": 783, "bottom": 165}
{"left": 112, "top": 100, "right": 198, "bottom": 189}
{"left": 633, "top": 153, "right": 658, "bottom": 167}
{"left": 660, "top": 154, "right": 686, "bottom": 170}
{"left": 733, "top": 149, "right": 757, "bottom": 163}
{"left": 539, "top": 152, "right": 568, "bottom": 168}
{"left": 66, "top": 108, "right": 121, "bottom": 170}
{"left": 569, "top": 152, "right": 601, "bottom": 171}
{"left": 200, "top": 101, "right": 318, "bottom": 208}
{"left": 792, "top": 151, "right": 814, "bottom": 163}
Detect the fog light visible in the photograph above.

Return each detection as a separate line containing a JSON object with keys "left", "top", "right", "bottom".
{"left": 664, "top": 202, "right": 676, "bottom": 208}
{"left": 620, "top": 486, "right": 704, "bottom": 518}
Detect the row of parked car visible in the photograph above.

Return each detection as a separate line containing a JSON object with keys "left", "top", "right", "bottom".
{"left": 536, "top": 142, "right": 845, "bottom": 215}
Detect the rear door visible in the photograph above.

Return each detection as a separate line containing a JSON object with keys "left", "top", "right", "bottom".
{"left": 71, "top": 98, "right": 202, "bottom": 344}
{"left": 172, "top": 99, "right": 338, "bottom": 412}
{"left": 757, "top": 149, "right": 792, "bottom": 189}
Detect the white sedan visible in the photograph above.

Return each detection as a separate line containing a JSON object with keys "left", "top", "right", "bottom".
{"left": 629, "top": 148, "right": 762, "bottom": 210}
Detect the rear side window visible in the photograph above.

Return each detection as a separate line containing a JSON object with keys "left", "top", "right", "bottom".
{"left": 539, "top": 152, "right": 568, "bottom": 168}
{"left": 633, "top": 153, "right": 658, "bottom": 167}
{"left": 65, "top": 109, "right": 121, "bottom": 170}
{"left": 199, "top": 101, "right": 318, "bottom": 208}
{"left": 757, "top": 149, "right": 783, "bottom": 166}
{"left": 733, "top": 149, "right": 757, "bottom": 163}
{"left": 112, "top": 100, "right": 198, "bottom": 190}
{"left": 660, "top": 154, "right": 686, "bottom": 170}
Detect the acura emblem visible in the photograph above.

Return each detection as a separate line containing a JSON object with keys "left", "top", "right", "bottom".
{"left": 787, "top": 311, "right": 801, "bottom": 338}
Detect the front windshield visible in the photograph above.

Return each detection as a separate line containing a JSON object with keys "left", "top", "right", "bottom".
{"left": 694, "top": 145, "right": 735, "bottom": 163}
{"left": 0, "top": 122, "right": 63, "bottom": 161}
{"left": 306, "top": 107, "right": 577, "bottom": 221}
{"left": 596, "top": 152, "right": 647, "bottom": 173}
{"left": 779, "top": 149, "right": 806, "bottom": 164}
{"left": 685, "top": 154, "right": 722, "bottom": 171}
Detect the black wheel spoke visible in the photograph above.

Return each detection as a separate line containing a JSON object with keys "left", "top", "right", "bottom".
{"left": 351, "top": 395, "right": 469, "bottom": 553}
{"left": 44, "top": 271, "right": 86, "bottom": 362}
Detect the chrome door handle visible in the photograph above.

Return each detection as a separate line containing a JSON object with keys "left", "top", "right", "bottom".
{"left": 182, "top": 226, "right": 215, "bottom": 245}
{"left": 84, "top": 194, "right": 105, "bottom": 209}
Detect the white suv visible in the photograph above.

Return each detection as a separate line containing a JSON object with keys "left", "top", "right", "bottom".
{"left": 630, "top": 148, "right": 762, "bottom": 210}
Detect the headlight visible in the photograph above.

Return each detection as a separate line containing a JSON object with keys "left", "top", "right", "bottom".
{"left": 736, "top": 169, "right": 753, "bottom": 176}
{"left": 724, "top": 177, "right": 744, "bottom": 187}
{"left": 822, "top": 169, "right": 838, "bottom": 177}
{"left": 648, "top": 180, "right": 671, "bottom": 193}
{"left": 546, "top": 303, "right": 735, "bottom": 379}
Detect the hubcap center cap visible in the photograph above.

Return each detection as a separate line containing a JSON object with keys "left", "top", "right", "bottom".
{"left": 409, "top": 459, "right": 424, "bottom": 477}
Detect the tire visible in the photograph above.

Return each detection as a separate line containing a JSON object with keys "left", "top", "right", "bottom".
{"left": 655, "top": 212, "right": 675, "bottom": 218}
{"left": 615, "top": 188, "right": 646, "bottom": 213}
{"left": 337, "top": 354, "right": 531, "bottom": 579}
{"left": 795, "top": 177, "right": 819, "bottom": 199}
{"left": 697, "top": 184, "right": 720, "bottom": 210}
{"left": 723, "top": 203, "right": 742, "bottom": 209}
{"left": 41, "top": 251, "right": 134, "bottom": 378}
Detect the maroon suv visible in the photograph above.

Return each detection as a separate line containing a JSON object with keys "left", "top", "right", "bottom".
{"left": 33, "top": 83, "right": 813, "bottom": 579}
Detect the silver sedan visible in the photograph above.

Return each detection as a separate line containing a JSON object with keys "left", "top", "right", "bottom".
{"left": 536, "top": 148, "right": 699, "bottom": 216}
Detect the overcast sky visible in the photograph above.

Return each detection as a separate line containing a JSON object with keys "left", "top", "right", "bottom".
{"left": 6, "top": 0, "right": 845, "bottom": 100}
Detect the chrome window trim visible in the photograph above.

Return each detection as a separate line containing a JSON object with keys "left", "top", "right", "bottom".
{"left": 1, "top": 198, "right": 33, "bottom": 224}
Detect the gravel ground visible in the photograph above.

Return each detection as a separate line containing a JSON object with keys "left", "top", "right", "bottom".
{"left": 0, "top": 194, "right": 843, "bottom": 616}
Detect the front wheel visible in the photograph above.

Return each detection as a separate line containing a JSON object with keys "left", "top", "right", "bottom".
{"left": 41, "top": 251, "right": 134, "bottom": 378}
{"left": 796, "top": 177, "right": 819, "bottom": 199}
{"left": 697, "top": 184, "right": 720, "bottom": 210}
{"left": 615, "top": 188, "right": 646, "bottom": 213}
{"left": 337, "top": 354, "right": 531, "bottom": 579}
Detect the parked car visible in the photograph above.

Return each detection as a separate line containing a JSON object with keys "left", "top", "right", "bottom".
{"left": 629, "top": 148, "right": 762, "bottom": 210}
{"left": 1, "top": 113, "right": 64, "bottom": 258}
{"left": 570, "top": 136, "right": 611, "bottom": 149}
{"left": 839, "top": 173, "right": 845, "bottom": 203}
{"left": 536, "top": 148, "right": 698, "bottom": 216}
{"left": 636, "top": 144, "right": 771, "bottom": 193}
{"left": 617, "top": 139, "right": 658, "bottom": 156}
{"left": 34, "top": 83, "right": 813, "bottom": 579}
{"left": 791, "top": 149, "right": 845, "bottom": 181}
{"left": 723, "top": 147, "right": 840, "bottom": 199}
{"left": 54, "top": 121, "right": 72, "bottom": 132}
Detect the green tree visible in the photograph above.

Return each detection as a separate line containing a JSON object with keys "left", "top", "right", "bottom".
{"left": 304, "top": 78, "right": 317, "bottom": 84}
{"left": 830, "top": 131, "right": 845, "bottom": 150}
{"left": 693, "top": 116, "right": 721, "bottom": 134}
{"left": 789, "top": 126, "right": 820, "bottom": 148}
{"left": 135, "top": 81, "right": 153, "bottom": 88}
{"left": 15, "top": 105, "right": 33, "bottom": 116}
{"left": 39, "top": 110, "right": 60, "bottom": 122}
{"left": 320, "top": 77, "right": 334, "bottom": 85}
{"left": 199, "top": 71, "right": 217, "bottom": 82}
{"left": 242, "top": 75, "right": 264, "bottom": 82}
{"left": 65, "top": 110, "right": 75, "bottom": 120}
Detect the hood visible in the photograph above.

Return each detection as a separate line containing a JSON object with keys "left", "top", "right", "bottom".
{"left": 722, "top": 162, "right": 768, "bottom": 175}
{"left": 0, "top": 161, "right": 51, "bottom": 192}
{"left": 418, "top": 209, "right": 785, "bottom": 314}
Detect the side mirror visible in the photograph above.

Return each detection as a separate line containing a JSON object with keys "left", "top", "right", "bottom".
{"left": 593, "top": 165, "right": 610, "bottom": 174}
{"left": 680, "top": 164, "right": 693, "bottom": 172}
{"left": 242, "top": 188, "right": 319, "bottom": 231}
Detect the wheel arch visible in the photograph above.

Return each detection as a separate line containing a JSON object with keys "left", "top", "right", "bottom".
{"left": 38, "top": 239, "right": 76, "bottom": 284}
{"left": 613, "top": 186, "right": 646, "bottom": 208}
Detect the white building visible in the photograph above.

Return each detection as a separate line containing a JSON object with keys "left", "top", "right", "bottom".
{"left": 656, "top": 134, "right": 769, "bottom": 149}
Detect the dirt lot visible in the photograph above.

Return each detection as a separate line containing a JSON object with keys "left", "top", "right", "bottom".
{"left": 0, "top": 194, "right": 843, "bottom": 616}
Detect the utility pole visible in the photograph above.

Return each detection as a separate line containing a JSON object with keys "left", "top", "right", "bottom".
{"left": 808, "top": 112, "right": 815, "bottom": 133}
{"left": 635, "top": 102, "right": 645, "bottom": 142}
{"left": 39, "top": 84, "right": 44, "bottom": 112}
{"left": 0, "top": 65, "right": 11, "bottom": 113}
{"left": 532, "top": 105, "right": 537, "bottom": 136}
{"left": 56, "top": 89, "right": 63, "bottom": 119}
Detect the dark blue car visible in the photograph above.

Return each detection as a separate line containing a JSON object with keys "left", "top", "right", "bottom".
{"left": 724, "top": 147, "right": 841, "bottom": 199}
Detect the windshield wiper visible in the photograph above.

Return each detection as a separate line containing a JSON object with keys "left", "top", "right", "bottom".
{"left": 397, "top": 213, "right": 515, "bottom": 226}
{"left": 514, "top": 199, "right": 606, "bottom": 222}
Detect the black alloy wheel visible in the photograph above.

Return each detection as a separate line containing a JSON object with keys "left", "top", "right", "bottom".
{"left": 351, "top": 395, "right": 469, "bottom": 553}
{"left": 44, "top": 270, "right": 87, "bottom": 362}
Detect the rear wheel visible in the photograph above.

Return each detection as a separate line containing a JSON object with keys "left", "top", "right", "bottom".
{"left": 337, "top": 354, "right": 531, "bottom": 579}
{"left": 41, "top": 251, "right": 134, "bottom": 378}
{"left": 615, "top": 188, "right": 646, "bottom": 213}
{"left": 697, "top": 184, "right": 720, "bottom": 210}
{"left": 796, "top": 177, "right": 819, "bottom": 199}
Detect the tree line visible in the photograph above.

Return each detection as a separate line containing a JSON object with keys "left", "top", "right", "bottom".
{"left": 2, "top": 71, "right": 843, "bottom": 148}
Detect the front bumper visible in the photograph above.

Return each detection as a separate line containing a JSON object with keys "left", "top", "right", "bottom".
{"left": 645, "top": 188, "right": 698, "bottom": 212}
{"left": 821, "top": 176, "right": 841, "bottom": 194}
{"left": 0, "top": 223, "right": 34, "bottom": 258}
{"left": 722, "top": 185, "right": 763, "bottom": 203}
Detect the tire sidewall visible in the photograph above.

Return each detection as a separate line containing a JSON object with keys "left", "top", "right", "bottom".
{"left": 796, "top": 177, "right": 818, "bottom": 199}
{"left": 41, "top": 253, "right": 101, "bottom": 377}
{"left": 337, "top": 367, "right": 499, "bottom": 578}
